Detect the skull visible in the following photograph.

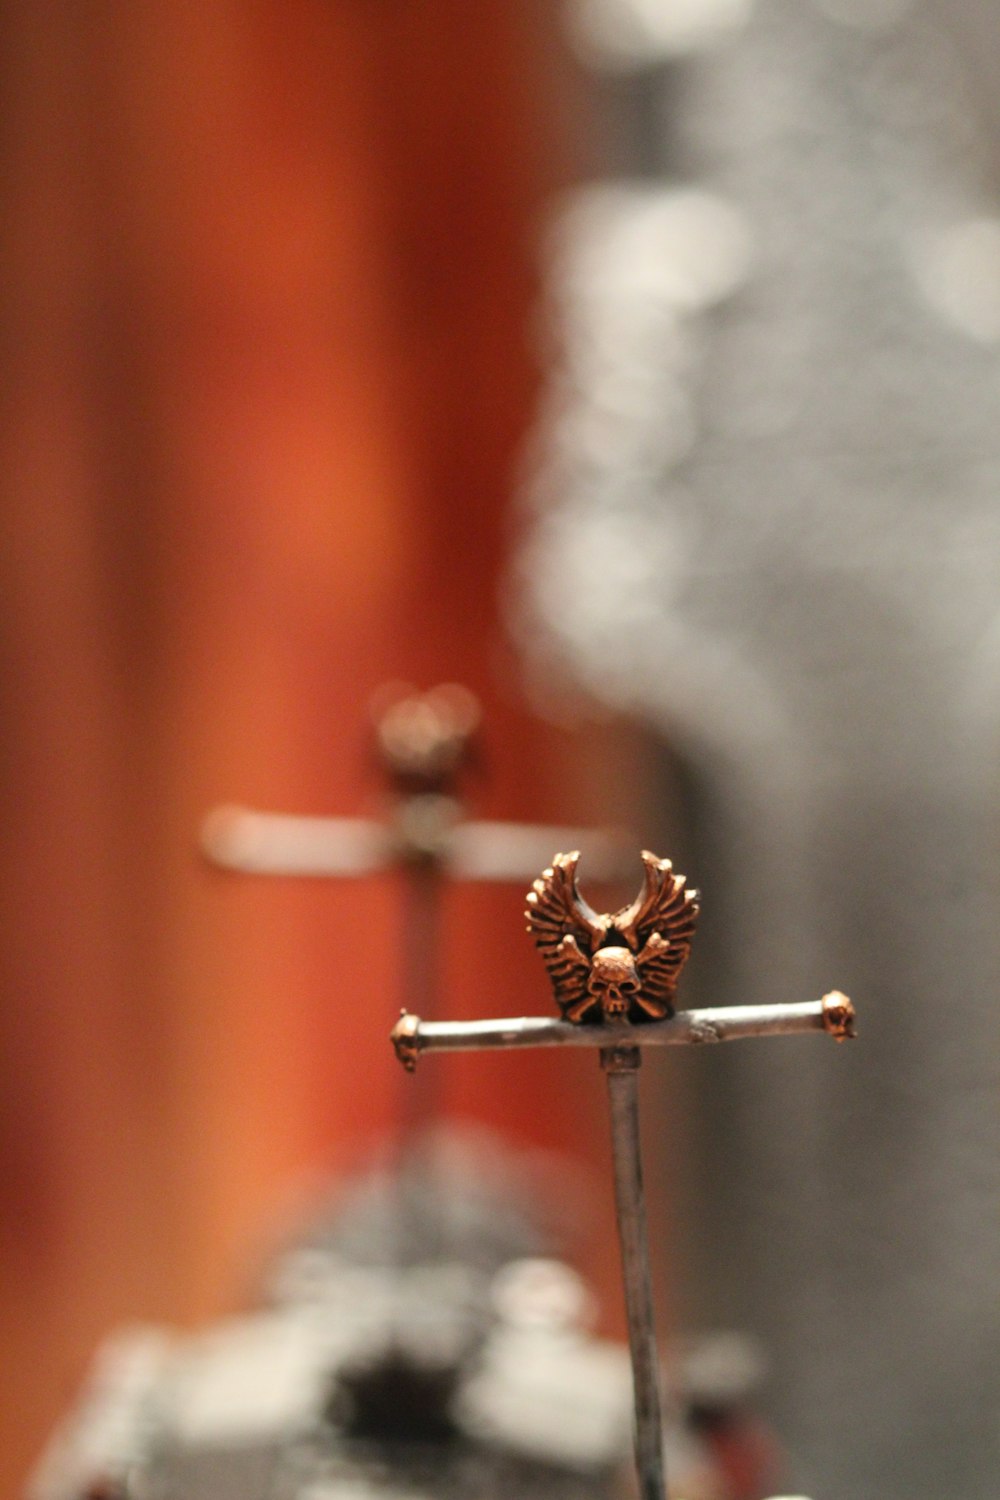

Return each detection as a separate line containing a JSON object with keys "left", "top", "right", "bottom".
{"left": 588, "top": 946, "right": 641, "bottom": 1019}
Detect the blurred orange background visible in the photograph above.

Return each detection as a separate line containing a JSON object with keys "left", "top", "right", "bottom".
{"left": 0, "top": 3, "right": 642, "bottom": 1491}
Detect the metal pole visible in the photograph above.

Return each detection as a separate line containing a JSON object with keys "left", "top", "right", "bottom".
{"left": 602, "top": 1043, "right": 665, "bottom": 1500}
{"left": 396, "top": 857, "right": 443, "bottom": 1147}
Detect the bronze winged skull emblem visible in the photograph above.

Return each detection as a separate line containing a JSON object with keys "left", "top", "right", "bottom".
{"left": 525, "top": 851, "right": 699, "bottom": 1025}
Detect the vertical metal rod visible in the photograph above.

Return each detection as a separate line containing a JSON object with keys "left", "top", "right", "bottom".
{"left": 602, "top": 1043, "right": 666, "bottom": 1500}
{"left": 391, "top": 860, "right": 446, "bottom": 1268}
{"left": 401, "top": 860, "right": 442, "bottom": 1025}
{"left": 397, "top": 860, "right": 444, "bottom": 1144}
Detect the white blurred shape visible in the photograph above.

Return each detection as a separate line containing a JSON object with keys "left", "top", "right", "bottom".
{"left": 491, "top": 1257, "right": 594, "bottom": 1332}
{"left": 569, "top": 0, "right": 753, "bottom": 69}
{"left": 458, "top": 1325, "right": 632, "bottom": 1468}
{"left": 533, "top": 499, "right": 695, "bottom": 647}
{"left": 167, "top": 1314, "right": 330, "bottom": 1441}
{"left": 913, "top": 217, "right": 1000, "bottom": 343}
{"left": 556, "top": 185, "right": 751, "bottom": 316}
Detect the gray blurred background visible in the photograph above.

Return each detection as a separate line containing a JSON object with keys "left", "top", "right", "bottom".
{"left": 513, "top": 1, "right": 1000, "bottom": 1496}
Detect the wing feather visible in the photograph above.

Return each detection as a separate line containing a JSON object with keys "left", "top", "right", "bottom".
{"left": 525, "top": 852, "right": 605, "bottom": 1017}
{"left": 615, "top": 851, "right": 699, "bottom": 1013}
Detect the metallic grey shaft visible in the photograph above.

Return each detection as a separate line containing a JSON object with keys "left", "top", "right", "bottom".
{"left": 602, "top": 1044, "right": 665, "bottom": 1500}
{"left": 391, "top": 993, "right": 855, "bottom": 1070}
{"left": 395, "top": 859, "right": 444, "bottom": 1145}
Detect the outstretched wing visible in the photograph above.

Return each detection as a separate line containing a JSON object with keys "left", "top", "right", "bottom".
{"left": 525, "top": 852, "right": 606, "bottom": 1017}
{"left": 614, "top": 851, "right": 699, "bottom": 1013}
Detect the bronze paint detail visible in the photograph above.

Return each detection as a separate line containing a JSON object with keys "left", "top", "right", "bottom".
{"left": 821, "top": 989, "right": 857, "bottom": 1041}
{"left": 525, "top": 850, "right": 699, "bottom": 1025}
{"left": 391, "top": 1010, "right": 422, "bottom": 1072}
